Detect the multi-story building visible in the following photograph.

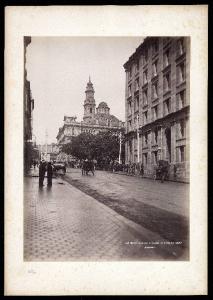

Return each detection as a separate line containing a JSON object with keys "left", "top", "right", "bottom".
{"left": 123, "top": 37, "right": 190, "bottom": 182}
{"left": 24, "top": 36, "right": 35, "bottom": 173}
{"left": 37, "top": 143, "right": 60, "bottom": 161}
{"left": 56, "top": 77, "right": 124, "bottom": 146}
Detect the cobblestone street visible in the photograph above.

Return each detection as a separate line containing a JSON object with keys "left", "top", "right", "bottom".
{"left": 65, "top": 168, "right": 189, "bottom": 216}
{"left": 24, "top": 168, "right": 189, "bottom": 261}
{"left": 64, "top": 169, "right": 189, "bottom": 249}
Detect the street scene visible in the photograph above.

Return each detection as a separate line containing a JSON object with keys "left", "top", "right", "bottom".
{"left": 24, "top": 36, "right": 190, "bottom": 261}
{"left": 25, "top": 167, "right": 189, "bottom": 261}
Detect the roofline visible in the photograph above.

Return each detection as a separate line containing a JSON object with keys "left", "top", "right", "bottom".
{"left": 123, "top": 36, "right": 154, "bottom": 70}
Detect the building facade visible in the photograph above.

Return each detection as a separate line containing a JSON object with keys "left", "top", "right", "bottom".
{"left": 124, "top": 37, "right": 190, "bottom": 182}
{"left": 24, "top": 36, "right": 35, "bottom": 173}
{"left": 56, "top": 78, "right": 124, "bottom": 145}
{"left": 37, "top": 143, "right": 60, "bottom": 161}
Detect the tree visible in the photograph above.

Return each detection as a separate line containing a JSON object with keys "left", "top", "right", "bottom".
{"left": 62, "top": 132, "right": 95, "bottom": 160}
{"left": 62, "top": 129, "right": 125, "bottom": 165}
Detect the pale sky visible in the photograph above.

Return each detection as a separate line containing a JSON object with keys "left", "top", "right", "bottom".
{"left": 26, "top": 36, "right": 144, "bottom": 144}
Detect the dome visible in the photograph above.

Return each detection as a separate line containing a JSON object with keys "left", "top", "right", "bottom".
{"left": 97, "top": 101, "right": 109, "bottom": 108}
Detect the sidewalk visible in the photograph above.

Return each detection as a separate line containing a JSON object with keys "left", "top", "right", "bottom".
{"left": 24, "top": 176, "right": 186, "bottom": 261}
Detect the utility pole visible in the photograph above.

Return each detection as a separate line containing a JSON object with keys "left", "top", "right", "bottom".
{"left": 118, "top": 130, "right": 122, "bottom": 164}
{"left": 137, "top": 114, "right": 140, "bottom": 163}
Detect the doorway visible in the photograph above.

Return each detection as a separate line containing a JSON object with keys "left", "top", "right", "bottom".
{"left": 165, "top": 127, "right": 171, "bottom": 162}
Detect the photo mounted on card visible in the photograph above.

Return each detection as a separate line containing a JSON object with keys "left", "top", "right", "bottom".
{"left": 24, "top": 36, "right": 190, "bottom": 262}
{"left": 5, "top": 5, "right": 207, "bottom": 296}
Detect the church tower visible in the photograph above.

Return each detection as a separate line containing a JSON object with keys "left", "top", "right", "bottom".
{"left": 83, "top": 76, "right": 96, "bottom": 123}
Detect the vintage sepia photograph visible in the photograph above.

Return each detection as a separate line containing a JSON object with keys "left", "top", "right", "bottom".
{"left": 5, "top": 5, "right": 208, "bottom": 295}
{"left": 24, "top": 36, "right": 190, "bottom": 261}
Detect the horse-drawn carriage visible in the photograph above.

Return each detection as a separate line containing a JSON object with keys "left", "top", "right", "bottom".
{"left": 53, "top": 161, "right": 66, "bottom": 176}
{"left": 153, "top": 160, "right": 170, "bottom": 183}
{"left": 82, "top": 160, "right": 95, "bottom": 176}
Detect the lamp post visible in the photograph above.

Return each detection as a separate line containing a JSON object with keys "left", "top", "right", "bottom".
{"left": 137, "top": 114, "right": 140, "bottom": 163}
{"left": 118, "top": 130, "right": 122, "bottom": 164}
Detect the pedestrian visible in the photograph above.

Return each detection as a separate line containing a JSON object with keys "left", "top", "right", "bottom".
{"left": 33, "top": 160, "right": 36, "bottom": 169}
{"left": 39, "top": 160, "right": 46, "bottom": 187}
{"left": 174, "top": 164, "right": 177, "bottom": 179}
{"left": 47, "top": 161, "right": 53, "bottom": 186}
{"left": 140, "top": 163, "right": 144, "bottom": 177}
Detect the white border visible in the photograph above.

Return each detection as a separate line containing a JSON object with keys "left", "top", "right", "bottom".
{"left": 5, "top": 5, "right": 208, "bottom": 295}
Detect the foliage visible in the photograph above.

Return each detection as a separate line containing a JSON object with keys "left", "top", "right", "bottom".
{"left": 62, "top": 132, "right": 95, "bottom": 160}
{"left": 62, "top": 129, "right": 125, "bottom": 163}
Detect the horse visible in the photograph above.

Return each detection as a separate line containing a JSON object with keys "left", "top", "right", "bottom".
{"left": 82, "top": 160, "right": 95, "bottom": 176}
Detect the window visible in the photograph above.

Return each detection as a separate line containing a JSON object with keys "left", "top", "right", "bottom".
{"left": 152, "top": 151, "right": 158, "bottom": 164}
{"left": 152, "top": 81, "right": 158, "bottom": 99}
{"left": 135, "top": 78, "right": 139, "bottom": 91}
{"left": 143, "top": 153, "right": 148, "bottom": 166}
{"left": 177, "top": 62, "right": 185, "bottom": 84}
{"left": 143, "top": 111, "right": 148, "bottom": 125}
{"left": 163, "top": 72, "right": 171, "bottom": 92}
{"left": 177, "top": 38, "right": 185, "bottom": 56}
{"left": 143, "top": 70, "right": 148, "bottom": 85}
{"left": 135, "top": 96, "right": 139, "bottom": 112}
{"left": 90, "top": 108, "right": 92, "bottom": 113}
{"left": 144, "top": 132, "right": 148, "bottom": 145}
{"left": 143, "top": 48, "right": 148, "bottom": 64}
{"left": 177, "top": 90, "right": 185, "bottom": 109}
{"left": 152, "top": 105, "right": 158, "bottom": 121}
{"left": 180, "top": 120, "right": 186, "bottom": 138}
{"left": 152, "top": 60, "right": 158, "bottom": 77}
{"left": 129, "top": 140, "right": 132, "bottom": 153}
{"left": 180, "top": 146, "right": 185, "bottom": 162}
{"left": 163, "top": 49, "right": 170, "bottom": 67}
{"left": 143, "top": 89, "right": 148, "bottom": 106}
{"left": 152, "top": 39, "right": 159, "bottom": 54}
{"left": 153, "top": 127, "right": 158, "bottom": 144}
{"left": 135, "top": 60, "right": 140, "bottom": 72}
{"left": 176, "top": 146, "right": 185, "bottom": 162}
{"left": 31, "top": 99, "right": 34, "bottom": 110}
{"left": 128, "top": 101, "right": 132, "bottom": 115}
{"left": 128, "top": 85, "right": 132, "bottom": 97}
{"left": 164, "top": 98, "right": 171, "bottom": 115}
{"left": 177, "top": 119, "right": 186, "bottom": 139}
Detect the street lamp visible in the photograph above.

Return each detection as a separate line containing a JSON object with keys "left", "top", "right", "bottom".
{"left": 137, "top": 114, "right": 140, "bottom": 163}
{"left": 118, "top": 130, "right": 122, "bottom": 164}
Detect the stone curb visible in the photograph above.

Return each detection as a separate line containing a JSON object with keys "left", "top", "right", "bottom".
{"left": 108, "top": 171, "right": 189, "bottom": 184}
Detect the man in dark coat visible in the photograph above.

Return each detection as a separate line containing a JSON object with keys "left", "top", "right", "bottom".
{"left": 140, "top": 163, "right": 144, "bottom": 177}
{"left": 47, "top": 161, "right": 53, "bottom": 186}
{"left": 39, "top": 160, "right": 46, "bottom": 187}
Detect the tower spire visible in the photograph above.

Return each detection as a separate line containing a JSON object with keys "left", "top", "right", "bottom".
{"left": 83, "top": 78, "right": 96, "bottom": 122}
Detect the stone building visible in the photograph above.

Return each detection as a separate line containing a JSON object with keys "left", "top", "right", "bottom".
{"left": 24, "top": 36, "right": 35, "bottom": 173}
{"left": 37, "top": 143, "right": 60, "bottom": 161}
{"left": 123, "top": 37, "right": 190, "bottom": 182}
{"left": 56, "top": 77, "right": 123, "bottom": 145}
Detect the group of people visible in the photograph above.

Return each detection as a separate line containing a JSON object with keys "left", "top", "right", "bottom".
{"left": 81, "top": 159, "right": 95, "bottom": 176}
{"left": 32, "top": 160, "right": 39, "bottom": 169}
{"left": 110, "top": 161, "right": 144, "bottom": 176}
{"left": 39, "top": 160, "right": 53, "bottom": 187}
